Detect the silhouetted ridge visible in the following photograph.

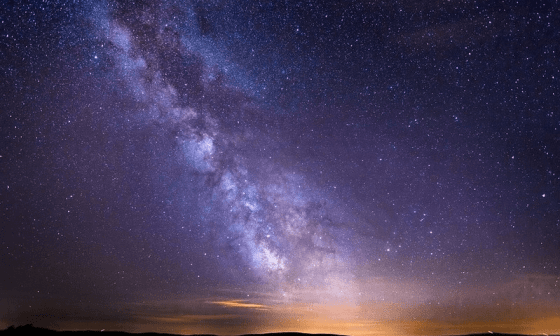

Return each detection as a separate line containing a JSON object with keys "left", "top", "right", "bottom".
{"left": 2, "top": 326, "right": 557, "bottom": 336}
{"left": 241, "top": 333, "right": 344, "bottom": 336}
{"left": 2, "top": 325, "right": 56, "bottom": 335}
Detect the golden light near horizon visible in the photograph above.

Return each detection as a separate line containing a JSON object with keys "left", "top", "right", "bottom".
{"left": 211, "top": 300, "right": 271, "bottom": 310}
{"left": 2, "top": 293, "right": 560, "bottom": 336}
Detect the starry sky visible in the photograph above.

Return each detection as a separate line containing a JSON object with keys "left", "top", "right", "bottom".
{"left": 1, "top": 1, "right": 559, "bottom": 335}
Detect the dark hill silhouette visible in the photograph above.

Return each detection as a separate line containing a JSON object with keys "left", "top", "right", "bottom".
{"left": 1, "top": 325, "right": 558, "bottom": 336}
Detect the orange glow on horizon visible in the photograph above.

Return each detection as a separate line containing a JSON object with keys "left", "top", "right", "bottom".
{"left": 3, "top": 295, "right": 558, "bottom": 336}
{"left": 211, "top": 300, "right": 271, "bottom": 310}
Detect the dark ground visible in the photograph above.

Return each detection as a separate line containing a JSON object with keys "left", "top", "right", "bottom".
{"left": 2, "top": 324, "right": 555, "bottom": 336}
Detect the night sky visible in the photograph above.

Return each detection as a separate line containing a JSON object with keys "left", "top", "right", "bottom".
{"left": 1, "top": 1, "right": 559, "bottom": 335}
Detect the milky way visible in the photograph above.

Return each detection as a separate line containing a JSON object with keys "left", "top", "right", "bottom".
{"left": 1, "top": 1, "right": 559, "bottom": 335}
{"left": 93, "top": 1, "right": 364, "bottom": 301}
